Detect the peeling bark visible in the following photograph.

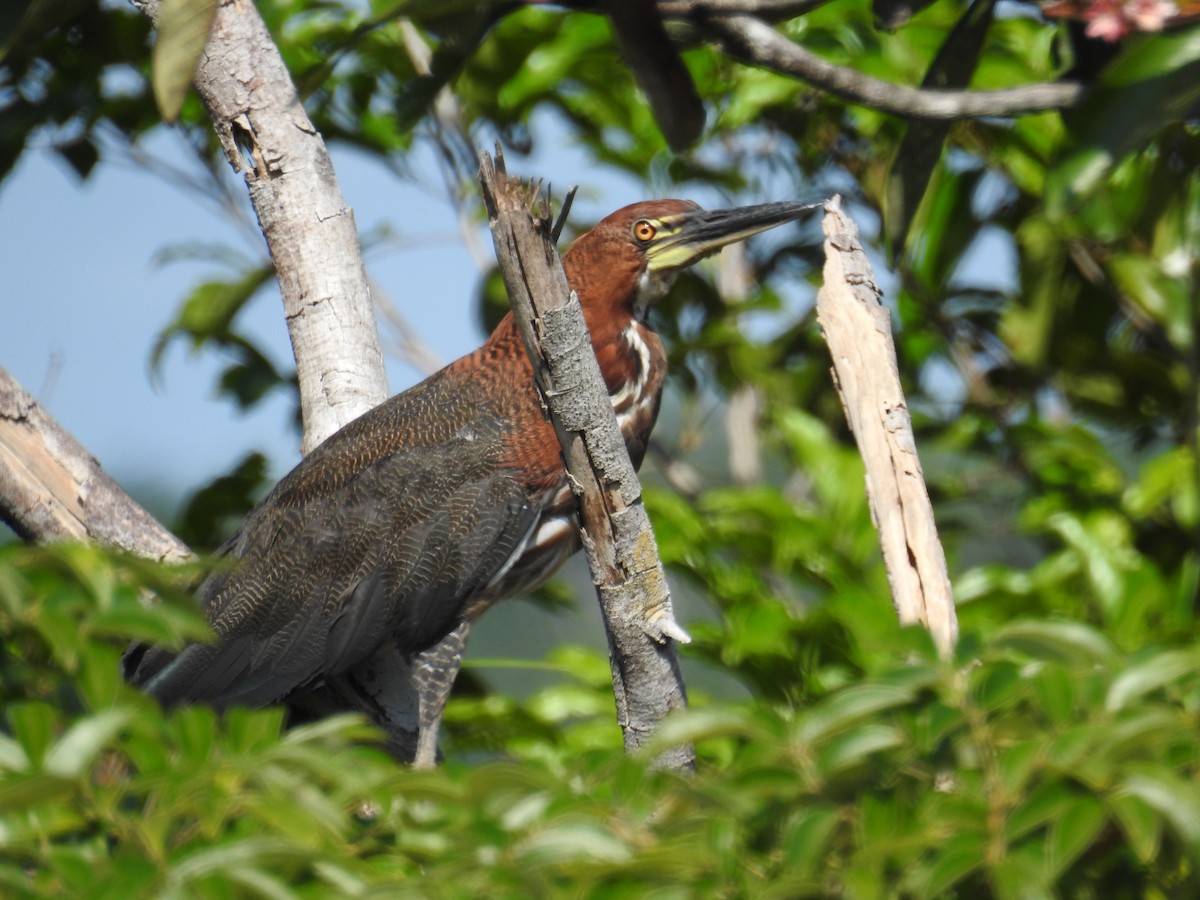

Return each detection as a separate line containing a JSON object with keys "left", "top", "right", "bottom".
{"left": 816, "top": 199, "right": 958, "bottom": 655}
{"left": 0, "top": 367, "right": 190, "bottom": 562}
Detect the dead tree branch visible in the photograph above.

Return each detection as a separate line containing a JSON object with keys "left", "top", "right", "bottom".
{"left": 816, "top": 199, "right": 958, "bottom": 654}
{"left": 479, "top": 150, "right": 693, "bottom": 769}
{"left": 0, "top": 367, "right": 190, "bottom": 563}
{"left": 706, "top": 13, "right": 1086, "bottom": 119}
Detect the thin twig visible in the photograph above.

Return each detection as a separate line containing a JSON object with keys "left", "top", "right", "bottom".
{"left": 551, "top": 185, "right": 579, "bottom": 243}
{"left": 708, "top": 14, "right": 1086, "bottom": 119}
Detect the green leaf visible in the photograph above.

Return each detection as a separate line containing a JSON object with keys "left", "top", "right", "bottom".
{"left": 0, "top": 772, "right": 73, "bottom": 811}
{"left": 988, "top": 621, "right": 1117, "bottom": 666}
{"left": 1030, "top": 663, "right": 1076, "bottom": 725}
{"left": 1108, "top": 792, "right": 1162, "bottom": 864}
{"left": 1107, "top": 252, "right": 1192, "bottom": 349}
{"left": 56, "top": 135, "right": 99, "bottom": 179}
{"left": 1101, "top": 26, "right": 1200, "bottom": 85}
{"left": 516, "top": 821, "right": 632, "bottom": 866}
{"left": 150, "top": 265, "right": 274, "bottom": 372}
{"left": 280, "top": 713, "right": 380, "bottom": 747}
{"left": 886, "top": 0, "right": 995, "bottom": 256}
{"left": 901, "top": 163, "right": 982, "bottom": 289}
{"left": 997, "top": 740, "right": 1041, "bottom": 797}
{"left": 6, "top": 702, "right": 56, "bottom": 769}
{"left": 782, "top": 804, "right": 841, "bottom": 875}
{"left": 221, "top": 865, "right": 298, "bottom": 900}
{"left": 166, "top": 837, "right": 312, "bottom": 886}
{"left": 641, "top": 708, "right": 757, "bottom": 754}
{"left": 175, "top": 452, "right": 270, "bottom": 549}
{"left": 0, "top": 733, "right": 30, "bottom": 774}
{"left": 152, "top": 0, "right": 218, "bottom": 122}
{"left": 170, "top": 705, "right": 217, "bottom": 765}
{"left": 1044, "top": 795, "right": 1107, "bottom": 880}
{"left": 795, "top": 683, "right": 915, "bottom": 745}
{"left": 1006, "top": 781, "right": 1080, "bottom": 843}
{"left": 1125, "top": 446, "right": 1199, "bottom": 528}
{"left": 1106, "top": 648, "right": 1200, "bottom": 712}
{"left": 89, "top": 602, "right": 210, "bottom": 649}
{"left": 817, "top": 724, "right": 902, "bottom": 775}
{"left": 312, "top": 860, "right": 370, "bottom": 896}
{"left": 75, "top": 640, "right": 125, "bottom": 710}
{"left": 1120, "top": 770, "right": 1200, "bottom": 849}
{"left": 0, "top": 862, "right": 33, "bottom": 895}
{"left": 1052, "top": 27, "right": 1200, "bottom": 206}
{"left": 990, "top": 845, "right": 1054, "bottom": 900}
{"left": 42, "top": 709, "right": 130, "bottom": 778}
{"left": 224, "top": 706, "right": 286, "bottom": 754}
{"left": 913, "top": 831, "right": 987, "bottom": 895}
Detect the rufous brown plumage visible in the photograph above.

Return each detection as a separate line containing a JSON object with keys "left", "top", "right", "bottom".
{"left": 124, "top": 198, "right": 809, "bottom": 755}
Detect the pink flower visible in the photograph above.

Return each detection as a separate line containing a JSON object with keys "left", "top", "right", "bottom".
{"left": 1125, "top": 0, "right": 1177, "bottom": 29}
{"left": 1084, "top": 0, "right": 1130, "bottom": 39}
{"left": 1077, "top": 0, "right": 1178, "bottom": 38}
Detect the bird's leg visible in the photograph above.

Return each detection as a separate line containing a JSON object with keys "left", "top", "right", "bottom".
{"left": 411, "top": 618, "right": 472, "bottom": 769}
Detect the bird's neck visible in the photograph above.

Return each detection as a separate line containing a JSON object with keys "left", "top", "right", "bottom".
{"left": 482, "top": 299, "right": 664, "bottom": 414}
{"left": 634, "top": 269, "right": 677, "bottom": 321}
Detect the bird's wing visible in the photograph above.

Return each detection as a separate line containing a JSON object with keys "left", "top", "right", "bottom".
{"left": 126, "top": 386, "right": 544, "bottom": 709}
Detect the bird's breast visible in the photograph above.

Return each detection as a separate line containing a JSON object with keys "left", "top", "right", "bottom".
{"left": 611, "top": 322, "right": 655, "bottom": 435}
{"left": 485, "top": 319, "right": 668, "bottom": 607}
{"left": 606, "top": 321, "right": 668, "bottom": 471}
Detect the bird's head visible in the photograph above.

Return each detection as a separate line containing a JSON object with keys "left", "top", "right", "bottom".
{"left": 563, "top": 198, "right": 812, "bottom": 333}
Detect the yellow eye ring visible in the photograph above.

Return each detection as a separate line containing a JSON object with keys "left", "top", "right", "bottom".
{"left": 633, "top": 220, "right": 657, "bottom": 242}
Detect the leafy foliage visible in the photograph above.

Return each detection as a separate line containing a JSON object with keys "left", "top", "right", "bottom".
{"left": 174, "top": 452, "right": 272, "bottom": 551}
{"left": 0, "top": 1, "right": 156, "bottom": 182}
{"left": 1, "top": 541, "right": 1197, "bottom": 896}
{"left": 4, "top": 0, "right": 1200, "bottom": 894}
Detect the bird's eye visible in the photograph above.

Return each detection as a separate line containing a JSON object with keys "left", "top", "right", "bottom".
{"left": 633, "top": 220, "right": 657, "bottom": 242}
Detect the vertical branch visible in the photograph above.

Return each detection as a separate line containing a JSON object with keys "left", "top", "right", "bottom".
{"left": 130, "top": 0, "right": 423, "bottom": 753}
{"left": 816, "top": 198, "right": 958, "bottom": 655}
{"left": 134, "top": 0, "right": 388, "bottom": 451}
{"left": 478, "top": 150, "right": 693, "bottom": 769}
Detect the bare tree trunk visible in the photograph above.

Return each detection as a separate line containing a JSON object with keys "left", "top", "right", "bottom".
{"left": 133, "top": 0, "right": 387, "bottom": 449}
{"left": 138, "top": 0, "right": 425, "bottom": 755}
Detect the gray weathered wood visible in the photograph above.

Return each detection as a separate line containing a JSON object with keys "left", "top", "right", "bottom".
{"left": 133, "top": 0, "right": 388, "bottom": 450}
{"left": 478, "top": 150, "right": 693, "bottom": 769}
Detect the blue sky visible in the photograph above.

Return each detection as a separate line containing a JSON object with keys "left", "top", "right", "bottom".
{"left": 1, "top": 121, "right": 653, "bottom": 518}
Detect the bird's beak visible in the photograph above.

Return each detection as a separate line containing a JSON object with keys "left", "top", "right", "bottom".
{"left": 645, "top": 200, "right": 816, "bottom": 273}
